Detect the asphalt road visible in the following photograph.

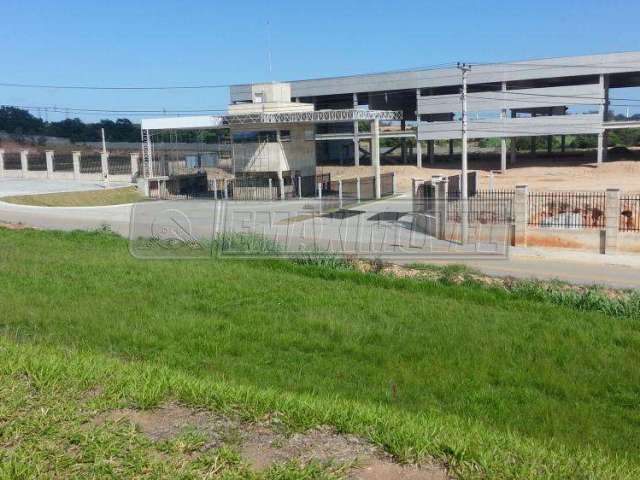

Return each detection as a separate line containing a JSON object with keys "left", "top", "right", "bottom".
{"left": 0, "top": 178, "right": 637, "bottom": 289}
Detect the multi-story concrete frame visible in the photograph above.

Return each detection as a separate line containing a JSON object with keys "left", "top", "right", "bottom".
{"left": 230, "top": 52, "right": 640, "bottom": 171}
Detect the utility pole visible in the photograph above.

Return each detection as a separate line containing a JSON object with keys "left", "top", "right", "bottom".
{"left": 458, "top": 62, "right": 471, "bottom": 244}
{"left": 457, "top": 62, "right": 471, "bottom": 200}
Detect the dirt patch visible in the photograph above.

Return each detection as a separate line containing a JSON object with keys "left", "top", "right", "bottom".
{"left": 91, "top": 404, "right": 449, "bottom": 479}
{"left": 0, "top": 221, "right": 30, "bottom": 230}
{"left": 318, "top": 155, "right": 640, "bottom": 193}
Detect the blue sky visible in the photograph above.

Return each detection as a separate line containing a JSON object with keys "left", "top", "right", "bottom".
{"left": 2, "top": 0, "right": 639, "bottom": 121}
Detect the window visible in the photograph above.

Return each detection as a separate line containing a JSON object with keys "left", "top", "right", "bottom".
{"left": 280, "top": 130, "right": 291, "bottom": 142}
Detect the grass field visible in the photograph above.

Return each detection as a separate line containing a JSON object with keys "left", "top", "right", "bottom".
{"left": 1, "top": 186, "right": 145, "bottom": 206}
{"left": 1, "top": 228, "right": 639, "bottom": 478}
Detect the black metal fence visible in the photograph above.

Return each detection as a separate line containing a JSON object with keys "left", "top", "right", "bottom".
{"left": 53, "top": 154, "right": 74, "bottom": 172}
{"left": 3, "top": 152, "right": 21, "bottom": 170}
{"left": 107, "top": 155, "right": 132, "bottom": 175}
{"left": 620, "top": 195, "right": 640, "bottom": 232}
{"left": 80, "top": 155, "right": 102, "bottom": 174}
{"left": 528, "top": 192, "right": 606, "bottom": 229}
{"left": 447, "top": 190, "right": 515, "bottom": 224}
{"left": 28, "top": 152, "right": 47, "bottom": 171}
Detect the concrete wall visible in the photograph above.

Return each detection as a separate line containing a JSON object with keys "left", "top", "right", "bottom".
{"left": 231, "top": 125, "right": 315, "bottom": 176}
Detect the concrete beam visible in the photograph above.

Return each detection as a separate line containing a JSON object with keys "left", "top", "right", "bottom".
{"left": 416, "top": 140, "right": 422, "bottom": 168}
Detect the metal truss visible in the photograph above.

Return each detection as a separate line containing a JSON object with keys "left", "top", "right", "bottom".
{"left": 224, "top": 109, "right": 403, "bottom": 125}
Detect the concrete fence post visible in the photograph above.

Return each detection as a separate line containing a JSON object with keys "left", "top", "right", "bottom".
{"left": 317, "top": 182, "right": 322, "bottom": 200}
{"left": 514, "top": 184, "right": 529, "bottom": 246}
{"left": 100, "top": 153, "right": 109, "bottom": 183}
{"left": 605, "top": 188, "right": 621, "bottom": 254}
{"left": 20, "top": 150, "right": 29, "bottom": 177}
{"left": 338, "top": 179, "right": 343, "bottom": 209}
{"left": 356, "top": 176, "right": 361, "bottom": 203}
{"left": 297, "top": 176, "right": 302, "bottom": 199}
{"left": 268, "top": 178, "right": 273, "bottom": 200}
{"left": 72, "top": 151, "right": 81, "bottom": 179}
{"left": 0, "top": 149, "right": 4, "bottom": 177}
{"left": 212, "top": 178, "right": 218, "bottom": 199}
{"left": 223, "top": 179, "right": 228, "bottom": 199}
{"left": 45, "top": 150, "right": 54, "bottom": 178}
{"left": 279, "top": 176, "right": 285, "bottom": 200}
{"left": 130, "top": 153, "right": 140, "bottom": 178}
{"left": 392, "top": 172, "right": 397, "bottom": 195}
{"left": 416, "top": 141, "right": 422, "bottom": 168}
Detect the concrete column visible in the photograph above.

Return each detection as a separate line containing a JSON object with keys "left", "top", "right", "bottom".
{"left": 546, "top": 136, "right": 553, "bottom": 154}
{"left": 353, "top": 92, "right": 360, "bottom": 167}
{"left": 356, "top": 176, "right": 361, "bottom": 203}
{"left": 0, "top": 149, "right": 4, "bottom": 177}
{"left": 598, "top": 73, "right": 610, "bottom": 166}
{"left": 416, "top": 140, "right": 422, "bottom": 168}
{"left": 72, "top": 151, "right": 81, "bottom": 179}
{"left": 268, "top": 178, "right": 273, "bottom": 200}
{"left": 20, "top": 150, "right": 28, "bottom": 177}
{"left": 605, "top": 188, "right": 621, "bottom": 254}
{"left": 317, "top": 182, "right": 322, "bottom": 200}
{"left": 500, "top": 102, "right": 507, "bottom": 172}
{"left": 100, "top": 153, "right": 109, "bottom": 182}
{"left": 597, "top": 131, "right": 608, "bottom": 164}
{"left": 279, "top": 175, "right": 285, "bottom": 200}
{"left": 338, "top": 179, "right": 343, "bottom": 208}
{"left": 130, "top": 153, "right": 140, "bottom": 177}
{"left": 45, "top": 150, "right": 54, "bottom": 178}
{"left": 561, "top": 135, "right": 566, "bottom": 153}
{"left": 401, "top": 138, "right": 407, "bottom": 164}
{"left": 297, "top": 176, "right": 302, "bottom": 199}
{"left": 372, "top": 119, "right": 381, "bottom": 199}
{"left": 448, "top": 139, "right": 454, "bottom": 161}
{"left": 510, "top": 138, "right": 517, "bottom": 165}
{"left": 223, "top": 178, "right": 228, "bottom": 199}
{"left": 427, "top": 140, "right": 435, "bottom": 165}
{"left": 392, "top": 172, "right": 397, "bottom": 194}
{"left": 514, "top": 184, "right": 528, "bottom": 246}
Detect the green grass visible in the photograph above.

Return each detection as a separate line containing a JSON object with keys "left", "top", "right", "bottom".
{"left": 1, "top": 228, "right": 640, "bottom": 478}
{"left": 1, "top": 186, "right": 146, "bottom": 207}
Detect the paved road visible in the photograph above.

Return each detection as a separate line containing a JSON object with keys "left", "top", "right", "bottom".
{"left": 421, "top": 256, "right": 640, "bottom": 289}
{"left": 0, "top": 185, "right": 637, "bottom": 289}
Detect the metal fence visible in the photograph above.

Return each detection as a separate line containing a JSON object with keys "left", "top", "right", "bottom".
{"left": 528, "top": 192, "right": 606, "bottom": 229}
{"left": 447, "top": 190, "right": 515, "bottom": 224}
{"left": 28, "top": 152, "right": 47, "bottom": 171}
{"left": 107, "top": 155, "right": 132, "bottom": 175}
{"left": 53, "top": 154, "right": 74, "bottom": 172}
{"left": 80, "top": 155, "right": 102, "bottom": 174}
{"left": 620, "top": 194, "right": 640, "bottom": 232}
{"left": 3, "top": 152, "right": 21, "bottom": 170}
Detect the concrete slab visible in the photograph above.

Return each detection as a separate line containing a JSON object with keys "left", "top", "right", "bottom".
{"left": 0, "top": 178, "right": 130, "bottom": 197}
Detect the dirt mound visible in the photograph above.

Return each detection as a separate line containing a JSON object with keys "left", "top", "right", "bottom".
{"left": 93, "top": 404, "right": 449, "bottom": 479}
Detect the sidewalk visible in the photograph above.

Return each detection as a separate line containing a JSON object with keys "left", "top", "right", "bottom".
{"left": 511, "top": 246, "right": 640, "bottom": 267}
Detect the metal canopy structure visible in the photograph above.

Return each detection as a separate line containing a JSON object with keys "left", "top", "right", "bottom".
{"left": 140, "top": 109, "right": 402, "bottom": 178}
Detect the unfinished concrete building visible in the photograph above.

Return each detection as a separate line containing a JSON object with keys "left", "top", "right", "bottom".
{"left": 230, "top": 51, "right": 640, "bottom": 171}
